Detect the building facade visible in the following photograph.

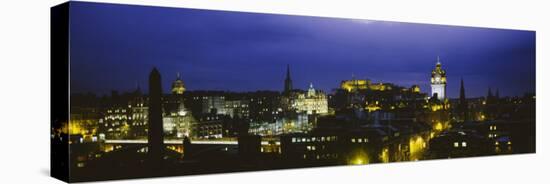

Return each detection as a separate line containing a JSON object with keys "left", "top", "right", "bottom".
{"left": 293, "top": 83, "right": 329, "bottom": 115}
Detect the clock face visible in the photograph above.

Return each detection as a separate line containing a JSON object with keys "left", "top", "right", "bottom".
{"left": 435, "top": 77, "right": 441, "bottom": 82}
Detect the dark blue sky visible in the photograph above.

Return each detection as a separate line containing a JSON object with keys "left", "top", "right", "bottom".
{"left": 69, "top": 2, "right": 535, "bottom": 98}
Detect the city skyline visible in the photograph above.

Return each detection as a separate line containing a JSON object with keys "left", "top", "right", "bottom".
{"left": 69, "top": 2, "right": 535, "bottom": 98}
{"left": 52, "top": 2, "right": 536, "bottom": 182}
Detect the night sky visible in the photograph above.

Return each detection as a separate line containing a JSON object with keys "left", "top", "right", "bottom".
{"left": 69, "top": 2, "right": 535, "bottom": 98}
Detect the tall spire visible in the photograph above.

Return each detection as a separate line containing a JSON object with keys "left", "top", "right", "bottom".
{"left": 286, "top": 64, "right": 291, "bottom": 79}
{"left": 487, "top": 87, "right": 493, "bottom": 99}
{"left": 284, "top": 64, "right": 293, "bottom": 94}
{"left": 459, "top": 78, "right": 468, "bottom": 121}
{"left": 460, "top": 78, "right": 465, "bottom": 101}
{"left": 134, "top": 80, "right": 142, "bottom": 94}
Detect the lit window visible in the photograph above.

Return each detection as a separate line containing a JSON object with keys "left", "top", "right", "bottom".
{"left": 462, "top": 142, "right": 467, "bottom": 147}
{"left": 292, "top": 138, "right": 296, "bottom": 143}
{"left": 453, "top": 142, "right": 459, "bottom": 147}
{"left": 351, "top": 138, "right": 356, "bottom": 143}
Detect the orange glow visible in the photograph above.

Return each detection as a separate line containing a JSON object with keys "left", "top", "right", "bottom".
{"left": 379, "top": 148, "right": 389, "bottom": 163}
{"left": 434, "top": 122, "right": 443, "bottom": 131}
{"left": 349, "top": 150, "right": 370, "bottom": 165}
{"left": 409, "top": 136, "right": 426, "bottom": 161}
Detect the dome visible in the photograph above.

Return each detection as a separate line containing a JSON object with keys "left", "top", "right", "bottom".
{"left": 171, "top": 73, "right": 186, "bottom": 94}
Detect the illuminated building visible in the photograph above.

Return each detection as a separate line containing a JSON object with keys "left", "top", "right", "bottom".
{"left": 224, "top": 100, "right": 250, "bottom": 119}
{"left": 166, "top": 74, "right": 196, "bottom": 138}
{"left": 340, "top": 79, "right": 367, "bottom": 92}
{"left": 430, "top": 57, "right": 447, "bottom": 100}
{"left": 171, "top": 72, "right": 186, "bottom": 95}
{"left": 128, "top": 88, "right": 148, "bottom": 139}
{"left": 185, "top": 92, "right": 229, "bottom": 116}
{"left": 278, "top": 113, "right": 433, "bottom": 163}
{"left": 201, "top": 96, "right": 226, "bottom": 115}
{"left": 280, "top": 66, "right": 327, "bottom": 115}
{"left": 280, "top": 133, "right": 341, "bottom": 162}
{"left": 193, "top": 114, "right": 226, "bottom": 138}
{"left": 247, "top": 91, "right": 281, "bottom": 122}
{"left": 249, "top": 121, "right": 283, "bottom": 136}
{"left": 410, "top": 85, "right": 421, "bottom": 93}
{"left": 69, "top": 106, "right": 99, "bottom": 143}
{"left": 292, "top": 83, "right": 329, "bottom": 115}
{"left": 340, "top": 79, "right": 393, "bottom": 92}
{"left": 101, "top": 105, "right": 131, "bottom": 139}
{"left": 279, "top": 112, "right": 310, "bottom": 133}
{"left": 163, "top": 99, "right": 196, "bottom": 138}
{"left": 279, "top": 126, "right": 428, "bottom": 163}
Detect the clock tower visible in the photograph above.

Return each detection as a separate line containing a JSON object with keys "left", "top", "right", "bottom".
{"left": 431, "top": 56, "right": 447, "bottom": 100}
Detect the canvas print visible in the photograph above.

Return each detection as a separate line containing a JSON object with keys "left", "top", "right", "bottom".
{"left": 51, "top": 1, "right": 536, "bottom": 182}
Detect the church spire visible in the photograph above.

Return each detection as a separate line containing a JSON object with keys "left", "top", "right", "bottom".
{"left": 459, "top": 78, "right": 468, "bottom": 121}
{"left": 487, "top": 87, "right": 493, "bottom": 99}
{"left": 134, "top": 81, "right": 142, "bottom": 94}
{"left": 284, "top": 64, "right": 293, "bottom": 94}
{"left": 286, "top": 64, "right": 291, "bottom": 79}
{"left": 460, "top": 78, "right": 465, "bottom": 101}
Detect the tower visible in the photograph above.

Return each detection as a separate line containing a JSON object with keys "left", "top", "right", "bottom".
{"left": 171, "top": 72, "right": 186, "bottom": 95}
{"left": 459, "top": 78, "right": 468, "bottom": 121}
{"left": 284, "top": 64, "right": 293, "bottom": 94}
{"left": 430, "top": 56, "right": 447, "bottom": 100}
{"left": 307, "top": 82, "right": 316, "bottom": 97}
{"left": 148, "top": 68, "right": 164, "bottom": 167}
